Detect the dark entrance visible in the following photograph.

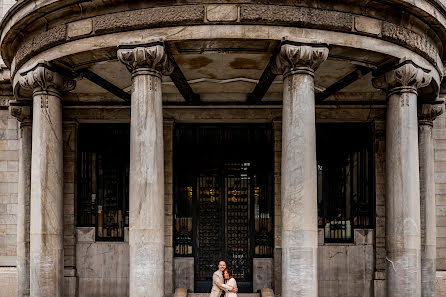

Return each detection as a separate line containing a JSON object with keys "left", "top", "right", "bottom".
{"left": 173, "top": 124, "right": 274, "bottom": 292}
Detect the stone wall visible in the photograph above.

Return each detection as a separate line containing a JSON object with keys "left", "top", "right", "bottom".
{"left": 435, "top": 112, "right": 446, "bottom": 269}
{"left": 3, "top": 105, "right": 446, "bottom": 296}
{"left": 373, "top": 120, "right": 386, "bottom": 297}
{"left": 272, "top": 119, "right": 282, "bottom": 294}
{"left": 0, "top": 108, "right": 18, "bottom": 297}
{"left": 434, "top": 112, "right": 446, "bottom": 296}
{"left": 318, "top": 229, "right": 375, "bottom": 297}
{"left": 76, "top": 227, "right": 129, "bottom": 297}
{"left": 0, "top": 0, "right": 15, "bottom": 19}
{"left": 63, "top": 121, "right": 78, "bottom": 297}
{"left": 164, "top": 119, "right": 174, "bottom": 297}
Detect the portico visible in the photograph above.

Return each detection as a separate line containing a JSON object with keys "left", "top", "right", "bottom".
{"left": 1, "top": 1, "right": 446, "bottom": 297}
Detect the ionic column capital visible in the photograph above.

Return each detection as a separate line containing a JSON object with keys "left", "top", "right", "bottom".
{"left": 117, "top": 43, "right": 173, "bottom": 78}
{"left": 19, "top": 62, "right": 76, "bottom": 98}
{"left": 418, "top": 99, "right": 445, "bottom": 126}
{"left": 8, "top": 101, "right": 32, "bottom": 124}
{"left": 272, "top": 43, "right": 329, "bottom": 77}
{"left": 372, "top": 61, "right": 432, "bottom": 96}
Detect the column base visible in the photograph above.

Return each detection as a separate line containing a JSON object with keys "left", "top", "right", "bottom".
{"left": 0, "top": 267, "right": 17, "bottom": 297}
{"left": 373, "top": 279, "right": 386, "bottom": 297}
{"left": 436, "top": 271, "right": 446, "bottom": 296}
{"left": 64, "top": 276, "right": 77, "bottom": 297}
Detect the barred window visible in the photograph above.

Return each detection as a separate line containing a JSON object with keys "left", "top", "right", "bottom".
{"left": 173, "top": 124, "right": 274, "bottom": 264}
{"left": 317, "top": 124, "right": 374, "bottom": 243}
{"left": 77, "top": 124, "right": 130, "bottom": 241}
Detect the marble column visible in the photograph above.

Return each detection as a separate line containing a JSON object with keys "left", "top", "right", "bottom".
{"left": 9, "top": 104, "right": 32, "bottom": 297}
{"left": 272, "top": 43, "right": 328, "bottom": 297}
{"left": 118, "top": 43, "right": 173, "bottom": 297}
{"left": 373, "top": 61, "right": 432, "bottom": 297}
{"left": 419, "top": 100, "right": 444, "bottom": 297}
{"left": 19, "top": 63, "right": 75, "bottom": 297}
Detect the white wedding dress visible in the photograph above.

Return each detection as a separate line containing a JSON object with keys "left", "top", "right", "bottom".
{"left": 221, "top": 278, "right": 237, "bottom": 297}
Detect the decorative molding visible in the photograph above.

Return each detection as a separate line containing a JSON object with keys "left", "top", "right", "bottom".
{"left": 272, "top": 44, "right": 329, "bottom": 77}
{"left": 117, "top": 44, "right": 173, "bottom": 77}
{"left": 419, "top": 98, "right": 445, "bottom": 124}
{"left": 240, "top": 5, "right": 439, "bottom": 65}
{"left": 15, "top": 25, "right": 67, "bottom": 71}
{"left": 18, "top": 62, "right": 76, "bottom": 96}
{"left": 9, "top": 5, "right": 441, "bottom": 78}
{"left": 372, "top": 60, "right": 432, "bottom": 95}
{"left": 94, "top": 5, "right": 204, "bottom": 35}
{"left": 8, "top": 103, "right": 31, "bottom": 123}
{"left": 123, "top": 77, "right": 326, "bottom": 92}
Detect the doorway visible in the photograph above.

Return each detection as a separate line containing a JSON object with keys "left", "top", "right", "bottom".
{"left": 173, "top": 124, "right": 274, "bottom": 292}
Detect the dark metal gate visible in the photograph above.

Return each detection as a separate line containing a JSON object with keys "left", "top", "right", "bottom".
{"left": 173, "top": 125, "right": 274, "bottom": 293}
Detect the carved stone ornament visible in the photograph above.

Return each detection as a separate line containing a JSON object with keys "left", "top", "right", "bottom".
{"left": 419, "top": 98, "right": 445, "bottom": 124}
{"left": 19, "top": 63, "right": 76, "bottom": 94}
{"left": 8, "top": 103, "right": 31, "bottom": 123}
{"left": 117, "top": 44, "right": 174, "bottom": 76}
{"left": 372, "top": 61, "right": 432, "bottom": 94}
{"left": 272, "top": 44, "right": 329, "bottom": 76}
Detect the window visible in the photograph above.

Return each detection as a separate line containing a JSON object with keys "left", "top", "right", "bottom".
{"left": 77, "top": 124, "right": 130, "bottom": 241}
{"left": 173, "top": 124, "right": 274, "bottom": 264}
{"left": 317, "top": 124, "right": 374, "bottom": 243}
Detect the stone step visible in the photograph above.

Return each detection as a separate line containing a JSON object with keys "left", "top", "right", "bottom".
{"left": 188, "top": 294, "right": 260, "bottom": 297}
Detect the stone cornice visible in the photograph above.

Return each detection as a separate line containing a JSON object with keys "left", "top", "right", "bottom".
{"left": 3, "top": 4, "right": 442, "bottom": 78}
{"left": 372, "top": 60, "right": 432, "bottom": 95}
{"left": 117, "top": 42, "right": 173, "bottom": 78}
{"left": 272, "top": 43, "right": 329, "bottom": 77}
{"left": 18, "top": 62, "right": 76, "bottom": 97}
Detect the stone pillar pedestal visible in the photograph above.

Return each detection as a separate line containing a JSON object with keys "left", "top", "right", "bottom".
{"left": 9, "top": 103, "right": 32, "bottom": 297}
{"left": 419, "top": 101, "right": 444, "bottom": 297}
{"left": 19, "top": 63, "right": 75, "bottom": 297}
{"left": 118, "top": 43, "right": 173, "bottom": 297}
{"left": 373, "top": 61, "right": 432, "bottom": 297}
{"left": 273, "top": 43, "right": 328, "bottom": 297}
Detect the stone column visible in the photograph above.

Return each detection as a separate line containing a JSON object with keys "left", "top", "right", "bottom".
{"left": 118, "top": 43, "right": 173, "bottom": 297}
{"left": 9, "top": 103, "right": 32, "bottom": 297}
{"left": 373, "top": 61, "right": 432, "bottom": 297}
{"left": 19, "top": 63, "right": 75, "bottom": 297}
{"left": 272, "top": 43, "right": 328, "bottom": 297}
{"left": 419, "top": 100, "right": 444, "bottom": 297}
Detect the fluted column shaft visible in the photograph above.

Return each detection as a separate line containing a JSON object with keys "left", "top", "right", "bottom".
{"left": 19, "top": 63, "right": 75, "bottom": 297}
{"left": 118, "top": 43, "right": 173, "bottom": 297}
{"left": 373, "top": 61, "right": 432, "bottom": 297}
{"left": 419, "top": 102, "right": 444, "bottom": 297}
{"left": 9, "top": 105, "right": 32, "bottom": 297}
{"left": 273, "top": 43, "right": 328, "bottom": 297}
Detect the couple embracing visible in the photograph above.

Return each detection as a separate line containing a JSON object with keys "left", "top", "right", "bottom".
{"left": 210, "top": 261, "right": 238, "bottom": 297}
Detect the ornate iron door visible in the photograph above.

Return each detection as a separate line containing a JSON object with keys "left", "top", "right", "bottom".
{"left": 224, "top": 171, "right": 251, "bottom": 289}
{"left": 195, "top": 165, "right": 253, "bottom": 292}
{"left": 173, "top": 125, "right": 274, "bottom": 293}
{"left": 196, "top": 175, "right": 224, "bottom": 284}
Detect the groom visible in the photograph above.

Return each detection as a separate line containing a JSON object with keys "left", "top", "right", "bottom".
{"left": 210, "top": 261, "right": 237, "bottom": 297}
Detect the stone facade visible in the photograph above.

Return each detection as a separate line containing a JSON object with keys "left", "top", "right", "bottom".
{"left": 0, "top": 108, "right": 18, "bottom": 297}
{"left": 434, "top": 112, "right": 446, "bottom": 296}
{"left": 1, "top": 103, "right": 446, "bottom": 296}
{"left": 0, "top": 1, "right": 446, "bottom": 297}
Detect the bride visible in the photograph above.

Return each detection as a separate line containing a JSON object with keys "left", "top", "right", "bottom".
{"left": 217, "top": 269, "right": 237, "bottom": 297}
